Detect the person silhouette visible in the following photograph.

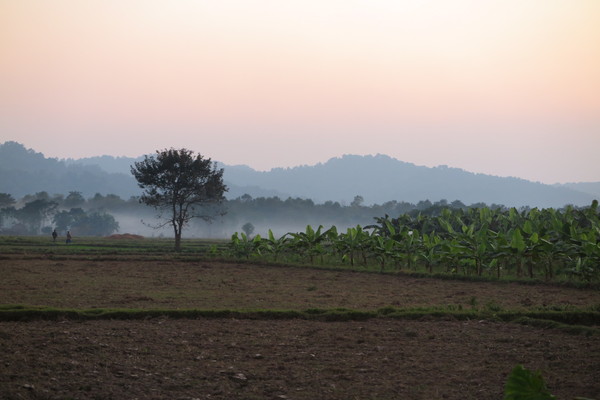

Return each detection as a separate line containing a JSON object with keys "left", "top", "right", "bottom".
{"left": 66, "top": 231, "right": 72, "bottom": 244}
{"left": 52, "top": 229, "right": 58, "bottom": 242}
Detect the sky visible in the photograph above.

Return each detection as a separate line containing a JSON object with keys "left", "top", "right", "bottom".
{"left": 1, "top": 0, "right": 599, "bottom": 184}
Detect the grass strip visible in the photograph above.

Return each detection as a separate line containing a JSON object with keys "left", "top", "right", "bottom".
{"left": 1, "top": 305, "right": 598, "bottom": 334}
{"left": 512, "top": 317, "right": 600, "bottom": 337}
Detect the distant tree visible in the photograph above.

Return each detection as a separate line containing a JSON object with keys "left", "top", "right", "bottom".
{"left": 0, "top": 193, "right": 16, "bottom": 230}
{"left": 16, "top": 199, "right": 58, "bottom": 234}
{"left": 490, "top": 203, "right": 506, "bottom": 211}
{"left": 416, "top": 200, "right": 433, "bottom": 210}
{"left": 21, "top": 191, "right": 51, "bottom": 203}
{"left": 51, "top": 193, "right": 65, "bottom": 204}
{"left": 436, "top": 199, "right": 448, "bottom": 207}
{"left": 52, "top": 210, "right": 71, "bottom": 233}
{"left": 242, "top": 222, "right": 255, "bottom": 237}
{"left": 52, "top": 207, "right": 119, "bottom": 236}
{"left": 323, "top": 200, "right": 341, "bottom": 209}
{"left": 351, "top": 195, "right": 364, "bottom": 207}
{"left": 450, "top": 200, "right": 467, "bottom": 210}
{"left": 240, "top": 193, "right": 253, "bottom": 202}
{"left": 0, "top": 193, "right": 16, "bottom": 209}
{"left": 74, "top": 211, "right": 119, "bottom": 236}
{"left": 131, "top": 148, "right": 227, "bottom": 251}
{"left": 53, "top": 208, "right": 86, "bottom": 233}
{"left": 87, "top": 193, "right": 127, "bottom": 211}
{"left": 91, "top": 193, "right": 104, "bottom": 203}
{"left": 64, "top": 191, "right": 85, "bottom": 208}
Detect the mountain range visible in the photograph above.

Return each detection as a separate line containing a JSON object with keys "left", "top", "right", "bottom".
{"left": 1, "top": 141, "right": 598, "bottom": 208}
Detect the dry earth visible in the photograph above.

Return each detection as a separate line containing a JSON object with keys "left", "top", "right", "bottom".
{"left": 1, "top": 258, "right": 599, "bottom": 399}
{"left": 2, "top": 259, "right": 598, "bottom": 311}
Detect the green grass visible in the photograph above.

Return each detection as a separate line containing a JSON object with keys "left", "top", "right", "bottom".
{"left": 1, "top": 304, "right": 598, "bottom": 335}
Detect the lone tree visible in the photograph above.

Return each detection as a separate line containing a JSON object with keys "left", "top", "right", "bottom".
{"left": 131, "top": 148, "right": 227, "bottom": 251}
{"left": 241, "top": 222, "right": 255, "bottom": 237}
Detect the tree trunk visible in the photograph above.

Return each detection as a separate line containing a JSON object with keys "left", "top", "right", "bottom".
{"left": 174, "top": 224, "right": 182, "bottom": 252}
{"left": 174, "top": 234, "right": 181, "bottom": 251}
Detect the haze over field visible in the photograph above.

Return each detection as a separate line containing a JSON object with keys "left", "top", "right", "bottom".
{"left": 1, "top": 1, "right": 599, "bottom": 184}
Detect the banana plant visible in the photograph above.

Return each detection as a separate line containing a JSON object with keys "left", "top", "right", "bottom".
{"left": 420, "top": 232, "right": 443, "bottom": 274}
{"left": 289, "top": 225, "right": 332, "bottom": 264}
{"left": 438, "top": 237, "right": 465, "bottom": 274}
{"left": 259, "top": 229, "right": 289, "bottom": 262}
{"left": 458, "top": 222, "right": 493, "bottom": 276}
{"left": 397, "top": 227, "right": 421, "bottom": 270}
{"left": 565, "top": 229, "right": 600, "bottom": 282}
{"left": 438, "top": 211, "right": 489, "bottom": 275}
{"left": 233, "top": 202, "right": 600, "bottom": 283}
{"left": 336, "top": 225, "right": 371, "bottom": 266}
{"left": 488, "top": 231, "right": 511, "bottom": 278}
{"left": 508, "top": 228, "right": 528, "bottom": 277}
{"left": 369, "top": 233, "right": 398, "bottom": 272}
{"left": 379, "top": 218, "right": 421, "bottom": 270}
{"left": 229, "top": 232, "right": 262, "bottom": 259}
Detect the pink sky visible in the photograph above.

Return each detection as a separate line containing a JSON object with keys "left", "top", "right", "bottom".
{"left": 1, "top": 0, "right": 599, "bottom": 183}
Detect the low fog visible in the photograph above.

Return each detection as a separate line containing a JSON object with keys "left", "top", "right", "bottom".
{"left": 113, "top": 212, "right": 368, "bottom": 240}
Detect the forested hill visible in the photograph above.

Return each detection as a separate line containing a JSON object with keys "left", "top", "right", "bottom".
{"left": 1, "top": 141, "right": 597, "bottom": 208}
{"left": 0, "top": 142, "right": 285, "bottom": 200}
{"left": 0, "top": 141, "right": 139, "bottom": 199}
{"left": 223, "top": 154, "right": 597, "bottom": 208}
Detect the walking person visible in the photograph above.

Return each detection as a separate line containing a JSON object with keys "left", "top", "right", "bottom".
{"left": 52, "top": 229, "right": 58, "bottom": 242}
{"left": 66, "top": 230, "right": 72, "bottom": 244}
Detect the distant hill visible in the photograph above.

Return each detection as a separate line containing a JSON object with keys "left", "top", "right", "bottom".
{"left": 0, "top": 141, "right": 597, "bottom": 207}
{"left": 0, "top": 141, "right": 139, "bottom": 199}
{"left": 63, "top": 155, "right": 145, "bottom": 175}
{"left": 223, "top": 154, "right": 597, "bottom": 208}
{"left": 63, "top": 154, "right": 290, "bottom": 200}
{"left": 0, "top": 142, "right": 287, "bottom": 200}
{"left": 556, "top": 182, "right": 600, "bottom": 201}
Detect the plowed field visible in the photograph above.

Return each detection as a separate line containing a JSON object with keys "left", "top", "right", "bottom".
{"left": 1, "top": 258, "right": 599, "bottom": 399}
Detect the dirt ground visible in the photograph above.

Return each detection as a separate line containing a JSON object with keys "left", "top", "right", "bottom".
{"left": 1, "top": 258, "right": 599, "bottom": 399}
{"left": 2, "top": 259, "right": 599, "bottom": 311}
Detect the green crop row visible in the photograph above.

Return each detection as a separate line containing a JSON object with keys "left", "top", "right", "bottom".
{"left": 229, "top": 202, "right": 600, "bottom": 283}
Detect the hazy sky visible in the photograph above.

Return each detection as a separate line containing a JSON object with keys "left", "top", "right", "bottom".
{"left": 1, "top": 0, "right": 599, "bottom": 184}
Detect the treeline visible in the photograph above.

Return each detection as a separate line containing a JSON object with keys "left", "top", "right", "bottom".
{"left": 0, "top": 189, "right": 515, "bottom": 238}
{"left": 0, "top": 191, "right": 129, "bottom": 236}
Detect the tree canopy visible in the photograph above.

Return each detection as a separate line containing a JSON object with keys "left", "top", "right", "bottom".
{"left": 131, "top": 148, "right": 227, "bottom": 250}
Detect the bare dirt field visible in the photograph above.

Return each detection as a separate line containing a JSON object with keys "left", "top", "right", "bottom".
{"left": 2, "top": 258, "right": 599, "bottom": 311}
{"left": 1, "top": 257, "right": 599, "bottom": 399}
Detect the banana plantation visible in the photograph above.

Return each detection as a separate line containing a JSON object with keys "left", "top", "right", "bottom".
{"left": 230, "top": 201, "right": 600, "bottom": 283}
